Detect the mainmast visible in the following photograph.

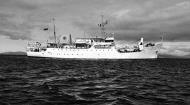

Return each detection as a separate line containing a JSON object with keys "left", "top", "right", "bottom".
{"left": 69, "top": 34, "right": 72, "bottom": 45}
{"left": 101, "top": 15, "right": 105, "bottom": 36}
{"left": 98, "top": 15, "right": 108, "bottom": 37}
{"left": 53, "top": 18, "right": 57, "bottom": 44}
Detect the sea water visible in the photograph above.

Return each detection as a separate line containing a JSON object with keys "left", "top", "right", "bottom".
{"left": 0, "top": 55, "right": 190, "bottom": 105}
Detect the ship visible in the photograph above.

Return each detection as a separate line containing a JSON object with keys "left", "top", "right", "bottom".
{"left": 26, "top": 17, "right": 160, "bottom": 59}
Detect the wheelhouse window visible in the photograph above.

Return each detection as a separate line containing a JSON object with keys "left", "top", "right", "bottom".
{"left": 105, "top": 40, "right": 114, "bottom": 42}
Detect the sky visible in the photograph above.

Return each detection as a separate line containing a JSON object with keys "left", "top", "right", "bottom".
{"left": 0, "top": 0, "right": 190, "bottom": 57}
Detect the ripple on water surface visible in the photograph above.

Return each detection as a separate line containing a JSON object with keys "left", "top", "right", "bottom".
{"left": 0, "top": 55, "right": 190, "bottom": 105}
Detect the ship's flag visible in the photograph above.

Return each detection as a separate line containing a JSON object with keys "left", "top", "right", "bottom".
{"left": 43, "top": 28, "right": 48, "bottom": 31}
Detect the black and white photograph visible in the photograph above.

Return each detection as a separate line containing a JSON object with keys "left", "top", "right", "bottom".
{"left": 0, "top": 0, "right": 190, "bottom": 105}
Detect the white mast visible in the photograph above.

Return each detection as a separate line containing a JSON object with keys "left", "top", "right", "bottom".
{"left": 98, "top": 15, "right": 108, "bottom": 37}
{"left": 101, "top": 15, "right": 105, "bottom": 36}
{"left": 53, "top": 18, "right": 57, "bottom": 44}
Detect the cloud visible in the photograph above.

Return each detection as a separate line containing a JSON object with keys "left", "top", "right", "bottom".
{"left": 112, "top": 1, "right": 190, "bottom": 40}
{"left": 72, "top": 0, "right": 190, "bottom": 41}
{"left": 0, "top": 30, "right": 31, "bottom": 40}
{"left": 0, "top": 36, "right": 27, "bottom": 53}
{"left": 0, "top": 0, "right": 53, "bottom": 41}
{"left": 0, "top": 0, "right": 190, "bottom": 53}
{"left": 1, "top": 0, "right": 190, "bottom": 41}
{"left": 159, "top": 42, "right": 190, "bottom": 57}
{"left": 0, "top": 11, "right": 34, "bottom": 40}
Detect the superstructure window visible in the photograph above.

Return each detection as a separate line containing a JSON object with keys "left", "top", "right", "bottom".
{"left": 94, "top": 45, "right": 111, "bottom": 49}
{"left": 105, "top": 40, "right": 114, "bottom": 42}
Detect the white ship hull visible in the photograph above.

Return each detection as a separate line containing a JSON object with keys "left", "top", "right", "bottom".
{"left": 27, "top": 47, "right": 158, "bottom": 59}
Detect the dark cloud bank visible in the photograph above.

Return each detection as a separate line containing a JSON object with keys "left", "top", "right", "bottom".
{"left": 0, "top": 0, "right": 190, "bottom": 41}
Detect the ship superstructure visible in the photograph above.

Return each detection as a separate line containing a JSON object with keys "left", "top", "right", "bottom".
{"left": 26, "top": 17, "right": 159, "bottom": 59}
